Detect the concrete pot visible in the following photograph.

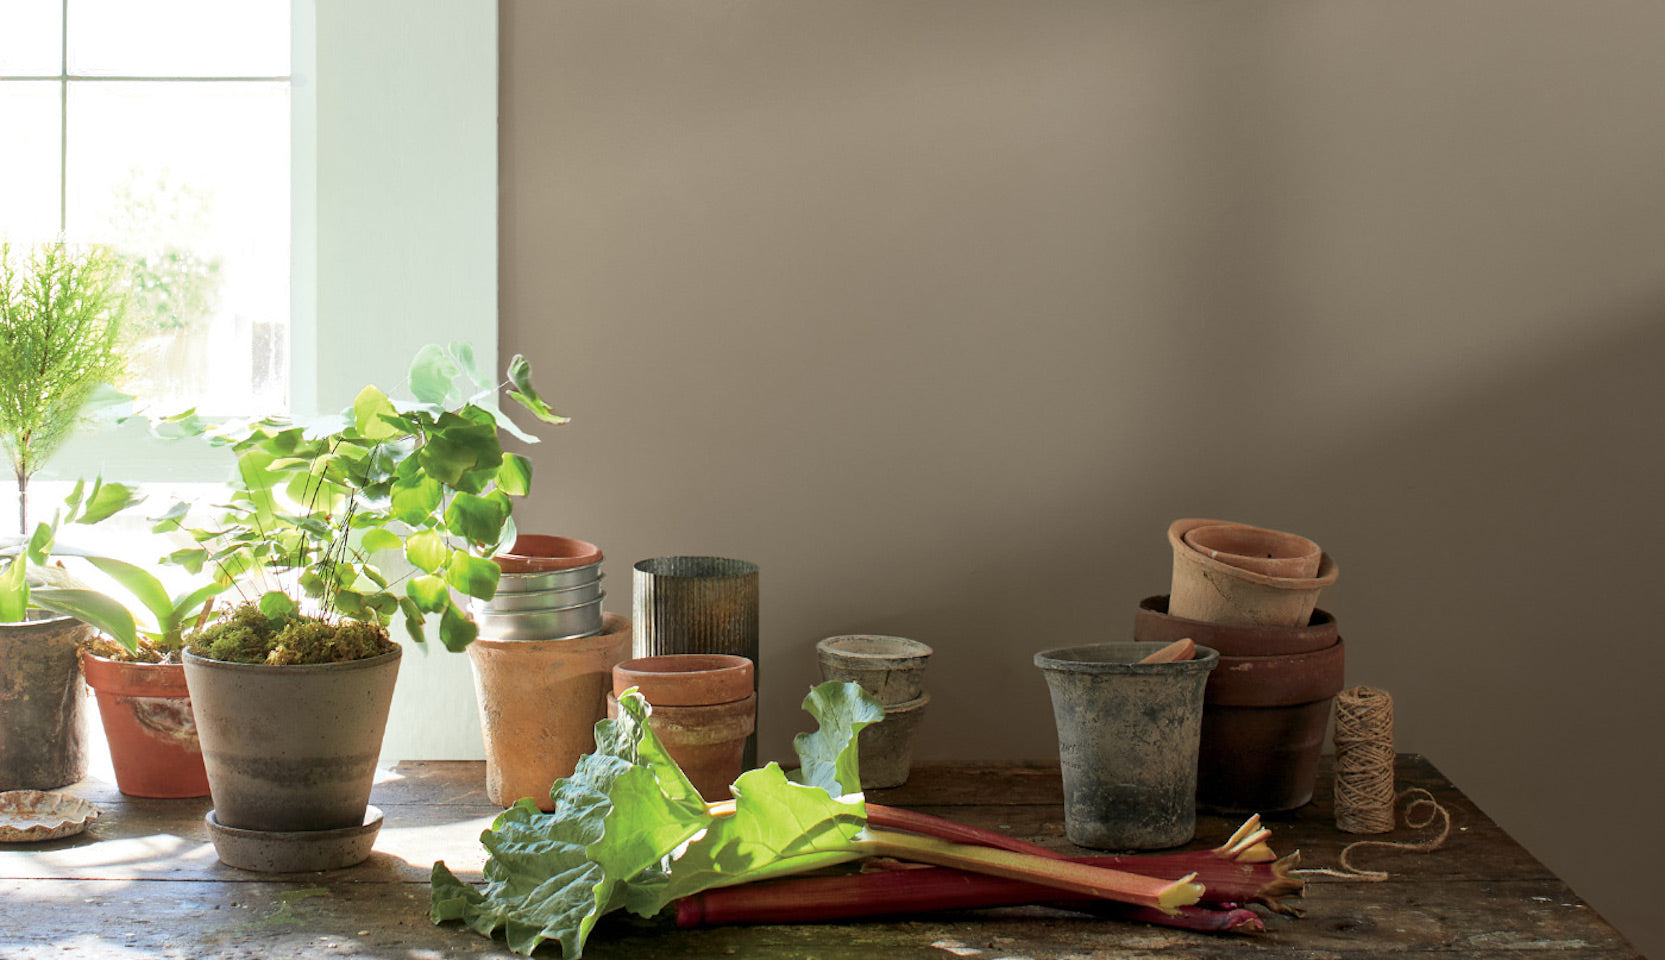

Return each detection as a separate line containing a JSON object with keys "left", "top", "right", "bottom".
{"left": 632, "top": 556, "right": 760, "bottom": 765}
{"left": 183, "top": 647, "right": 400, "bottom": 841}
{"left": 468, "top": 612, "right": 632, "bottom": 809}
{"left": 0, "top": 615, "right": 94, "bottom": 790}
{"left": 80, "top": 653, "right": 208, "bottom": 799}
{"left": 856, "top": 692, "right": 930, "bottom": 789}
{"left": 1198, "top": 638, "right": 1346, "bottom": 812}
{"left": 1134, "top": 595, "right": 1338, "bottom": 657}
{"left": 816, "top": 635, "right": 932, "bottom": 706}
{"left": 1033, "top": 642, "right": 1218, "bottom": 850}
{"left": 1168, "top": 518, "right": 1339, "bottom": 627}
{"left": 610, "top": 653, "right": 756, "bottom": 801}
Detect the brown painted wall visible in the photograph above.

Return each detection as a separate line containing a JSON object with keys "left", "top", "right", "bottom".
{"left": 499, "top": 2, "right": 1665, "bottom": 954}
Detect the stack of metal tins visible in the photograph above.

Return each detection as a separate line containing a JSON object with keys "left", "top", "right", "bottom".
{"left": 472, "top": 536, "right": 606, "bottom": 641}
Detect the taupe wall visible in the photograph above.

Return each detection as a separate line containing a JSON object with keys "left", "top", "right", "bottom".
{"left": 499, "top": 2, "right": 1665, "bottom": 954}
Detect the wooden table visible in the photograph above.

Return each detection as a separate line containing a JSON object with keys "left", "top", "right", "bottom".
{"left": 0, "top": 755, "right": 1639, "bottom": 958}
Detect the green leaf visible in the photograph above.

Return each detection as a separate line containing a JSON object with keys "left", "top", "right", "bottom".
{"left": 258, "top": 591, "right": 297, "bottom": 621}
{"left": 405, "top": 529, "right": 447, "bottom": 574}
{"left": 0, "top": 558, "right": 28, "bottom": 623}
{"left": 406, "top": 575, "right": 450, "bottom": 614}
{"left": 391, "top": 476, "right": 443, "bottom": 525}
{"left": 353, "top": 385, "right": 402, "bottom": 441}
{"left": 83, "top": 556, "right": 173, "bottom": 627}
{"left": 497, "top": 453, "right": 533, "bottom": 497}
{"left": 360, "top": 528, "right": 402, "bottom": 555}
{"left": 25, "top": 522, "right": 55, "bottom": 566}
{"left": 409, "top": 343, "right": 461, "bottom": 405}
{"left": 76, "top": 478, "right": 143, "bottom": 524}
{"left": 399, "top": 596, "right": 427, "bottom": 644}
{"left": 167, "top": 547, "right": 209, "bottom": 575}
{"left": 437, "top": 600, "right": 477, "bottom": 652}
{"left": 791, "top": 681, "right": 887, "bottom": 796}
{"left": 444, "top": 550, "right": 500, "bottom": 600}
{"left": 504, "top": 354, "right": 570, "bottom": 425}
{"left": 443, "top": 491, "right": 509, "bottom": 548}
{"left": 419, "top": 418, "right": 502, "bottom": 487}
{"left": 150, "top": 500, "right": 191, "bottom": 533}
{"left": 29, "top": 587, "right": 139, "bottom": 652}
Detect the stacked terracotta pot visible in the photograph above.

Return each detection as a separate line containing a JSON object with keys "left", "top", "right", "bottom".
{"left": 1133, "top": 518, "right": 1345, "bottom": 812}
{"left": 608, "top": 654, "right": 756, "bottom": 801}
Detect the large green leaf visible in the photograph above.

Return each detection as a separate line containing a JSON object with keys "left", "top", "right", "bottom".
{"left": 406, "top": 575, "right": 450, "bottom": 614}
{"left": 390, "top": 476, "right": 443, "bottom": 525}
{"left": 497, "top": 453, "right": 533, "bottom": 497}
{"left": 75, "top": 478, "right": 143, "bottom": 524}
{"left": 360, "top": 528, "right": 402, "bottom": 555}
{"left": 420, "top": 418, "right": 502, "bottom": 487}
{"left": 353, "top": 385, "right": 402, "bottom": 441}
{"left": 29, "top": 587, "right": 139, "bottom": 652}
{"left": 405, "top": 529, "right": 448, "bottom": 574}
{"left": 444, "top": 491, "right": 509, "bottom": 548}
{"left": 82, "top": 556, "right": 173, "bottom": 627}
{"left": 25, "top": 522, "right": 55, "bottom": 566}
{"left": 437, "top": 600, "right": 478, "bottom": 652}
{"left": 444, "top": 550, "right": 500, "bottom": 601}
{"left": 791, "top": 681, "right": 886, "bottom": 796}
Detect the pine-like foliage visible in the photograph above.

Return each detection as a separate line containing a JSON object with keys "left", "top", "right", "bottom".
{"left": 0, "top": 241, "right": 130, "bottom": 533}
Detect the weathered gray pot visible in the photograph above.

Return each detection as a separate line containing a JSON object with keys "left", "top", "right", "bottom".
{"left": 0, "top": 616, "right": 95, "bottom": 790}
{"left": 857, "top": 692, "right": 929, "bottom": 789}
{"left": 1033, "top": 642, "right": 1218, "bottom": 850}
{"left": 183, "top": 648, "right": 401, "bottom": 837}
{"left": 816, "top": 635, "right": 932, "bottom": 706}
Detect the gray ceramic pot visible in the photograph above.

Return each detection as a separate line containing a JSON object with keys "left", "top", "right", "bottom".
{"left": 0, "top": 615, "right": 95, "bottom": 790}
{"left": 1033, "top": 642, "right": 1218, "bottom": 850}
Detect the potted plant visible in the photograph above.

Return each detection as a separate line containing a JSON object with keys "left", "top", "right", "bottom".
{"left": 0, "top": 240, "right": 135, "bottom": 790}
{"left": 154, "top": 343, "right": 565, "bottom": 871}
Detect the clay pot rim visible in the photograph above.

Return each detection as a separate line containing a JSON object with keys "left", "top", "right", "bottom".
{"left": 1139, "top": 595, "right": 1336, "bottom": 630}
{"left": 1182, "top": 523, "right": 1321, "bottom": 578}
{"left": 493, "top": 535, "right": 603, "bottom": 573}
{"left": 1206, "top": 638, "right": 1346, "bottom": 707}
{"left": 1169, "top": 518, "right": 1339, "bottom": 589}
{"left": 1034, "top": 642, "right": 1220, "bottom": 674}
{"left": 181, "top": 646, "right": 403, "bottom": 674}
{"left": 876, "top": 691, "right": 931, "bottom": 715}
{"left": 816, "top": 635, "right": 934, "bottom": 662}
{"left": 613, "top": 653, "right": 754, "bottom": 705}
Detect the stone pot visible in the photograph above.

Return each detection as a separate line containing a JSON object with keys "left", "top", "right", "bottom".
{"left": 1033, "top": 642, "right": 1218, "bottom": 850}
{"left": 815, "top": 635, "right": 932, "bottom": 706}
{"left": 1198, "top": 638, "right": 1346, "bottom": 812}
{"left": 610, "top": 653, "right": 756, "bottom": 801}
{"left": 184, "top": 647, "right": 401, "bottom": 844}
{"left": 1168, "top": 518, "right": 1338, "bottom": 627}
{"left": 81, "top": 653, "right": 209, "bottom": 799}
{"left": 856, "top": 692, "right": 930, "bottom": 789}
{"left": 0, "top": 615, "right": 94, "bottom": 790}
{"left": 468, "top": 612, "right": 632, "bottom": 810}
{"left": 632, "top": 556, "right": 760, "bottom": 765}
{"left": 1134, "top": 595, "right": 1338, "bottom": 657}
{"left": 1180, "top": 522, "right": 1322, "bottom": 579}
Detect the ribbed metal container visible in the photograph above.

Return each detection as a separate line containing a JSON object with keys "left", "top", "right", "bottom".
{"left": 631, "top": 556, "right": 759, "bottom": 765}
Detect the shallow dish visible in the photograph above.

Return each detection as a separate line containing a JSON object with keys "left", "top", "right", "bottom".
{"left": 0, "top": 791, "right": 101, "bottom": 843}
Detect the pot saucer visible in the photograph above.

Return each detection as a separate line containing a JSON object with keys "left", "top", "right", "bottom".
{"left": 0, "top": 791, "right": 100, "bottom": 843}
{"left": 206, "top": 806, "right": 383, "bottom": 872}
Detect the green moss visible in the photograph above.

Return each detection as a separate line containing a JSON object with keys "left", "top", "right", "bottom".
{"left": 188, "top": 603, "right": 395, "bottom": 665}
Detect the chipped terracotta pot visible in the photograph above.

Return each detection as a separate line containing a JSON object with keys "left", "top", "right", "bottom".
{"left": 493, "top": 535, "right": 603, "bottom": 575}
{"left": 1134, "top": 595, "right": 1338, "bottom": 657}
{"left": 468, "top": 612, "right": 632, "bottom": 810}
{"left": 1168, "top": 518, "right": 1338, "bottom": 627}
{"left": 610, "top": 653, "right": 756, "bottom": 801}
{"left": 1181, "top": 522, "right": 1322, "bottom": 579}
{"left": 1197, "top": 638, "right": 1346, "bottom": 812}
{"left": 81, "top": 653, "right": 209, "bottom": 799}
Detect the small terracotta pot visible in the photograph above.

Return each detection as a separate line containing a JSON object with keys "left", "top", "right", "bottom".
{"left": 610, "top": 654, "right": 756, "bottom": 801}
{"left": 494, "top": 535, "right": 603, "bottom": 575}
{"left": 1181, "top": 522, "right": 1321, "bottom": 579}
{"left": 815, "top": 635, "right": 932, "bottom": 706}
{"left": 81, "top": 653, "right": 209, "bottom": 799}
{"left": 1134, "top": 596, "right": 1338, "bottom": 657}
{"left": 468, "top": 612, "right": 632, "bottom": 809}
{"left": 1168, "top": 518, "right": 1339, "bottom": 627}
{"left": 1197, "top": 638, "right": 1346, "bottom": 812}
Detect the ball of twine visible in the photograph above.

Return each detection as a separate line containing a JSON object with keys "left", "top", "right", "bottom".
{"left": 1333, "top": 685, "right": 1396, "bottom": 834}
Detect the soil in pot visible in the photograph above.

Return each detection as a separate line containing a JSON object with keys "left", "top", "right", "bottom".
{"left": 0, "top": 615, "right": 94, "bottom": 791}
{"left": 80, "top": 652, "right": 209, "bottom": 799}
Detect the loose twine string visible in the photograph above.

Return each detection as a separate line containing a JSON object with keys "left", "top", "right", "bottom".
{"left": 1299, "top": 685, "right": 1452, "bottom": 882}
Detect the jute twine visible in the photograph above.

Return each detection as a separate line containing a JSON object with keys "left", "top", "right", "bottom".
{"left": 1301, "top": 685, "right": 1452, "bottom": 883}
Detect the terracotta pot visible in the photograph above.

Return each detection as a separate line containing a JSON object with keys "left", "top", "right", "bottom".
{"left": 1181, "top": 522, "right": 1321, "bottom": 579}
{"left": 494, "top": 535, "right": 603, "bottom": 575}
{"left": 610, "top": 653, "right": 756, "bottom": 801}
{"left": 1033, "top": 642, "right": 1219, "bottom": 850}
{"left": 0, "top": 616, "right": 94, "bottom": 790}
{"left": 184, "top": 647, "right": 401, "bottom": 837}
{"left": 467, "top": 612, "right": 633, "bottom": 809}
{"left": 1134, "top": 595, "right": 1338, "bottom": 657}
{"left": 1167, "top": 518, "right": 1339, "bottom": 627}
{"left": 1197, "top": 638, "right": 1346, "bottom": 812}
{"left": 80, "top": 653, "right": 209, "bottom": 799}
{"left": 631, "top": 556, "right": 760, "bottom": 766}
{"left": 816, "top": 635, "right": 932, "bottom": 706}
{"left": 856, "top": 692, "right": 930, "bottom": 789}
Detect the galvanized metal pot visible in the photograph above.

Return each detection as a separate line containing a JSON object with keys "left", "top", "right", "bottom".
{"left": 1034, "top": 642, "right": 1218, "bottom": 850}
{"left": 477, "top": 535, "right": 606, "bottom": 641}
{"left": 0, "top": 615, "right": 94, "bottom": 790}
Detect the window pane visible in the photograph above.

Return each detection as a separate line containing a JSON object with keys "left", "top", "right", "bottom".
{"left": 0, "top": 0, "right": 62, "bottom": 76}
{"left": 66, "top": 82, "right": 289, "bottom": 414}
{"left": 67, "top": 0, "right": 288, "bottom": 77}
{"left": 0, "top": 81, "right": 61, "bottom": 243}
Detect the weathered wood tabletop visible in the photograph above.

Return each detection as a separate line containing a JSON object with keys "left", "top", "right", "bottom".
{"left": 0, "top": 755, "right": 1639, "bottom": 959}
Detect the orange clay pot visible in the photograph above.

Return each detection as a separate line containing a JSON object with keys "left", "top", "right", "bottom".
{"left": 610, "top": 654, "right": 756, "bottom": 802}
{"left": 80, "top": 652, "right": 209, "bottom": 799}
{"left": 1168, "top": 518, "right": 1339, "bottom": 627}
{"left": 467, "top": 612, "right": 632, "bottom": 810}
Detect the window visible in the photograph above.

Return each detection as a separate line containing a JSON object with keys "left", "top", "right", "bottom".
{"left": 0, "top": 0, "right": 292, "bottom": 415}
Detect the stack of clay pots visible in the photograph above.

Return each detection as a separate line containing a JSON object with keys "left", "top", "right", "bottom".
{"left": 1134, "top": 518, "right": 1346, "bottom": 812}
{"left": 608, "top": 653, "right": 756, "bottom": 801}
{"left": 466, "top": 536, "right": 632, "bottom": 809}
{"left": 816, "top": 635, "right": 932, "bottom": 789}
